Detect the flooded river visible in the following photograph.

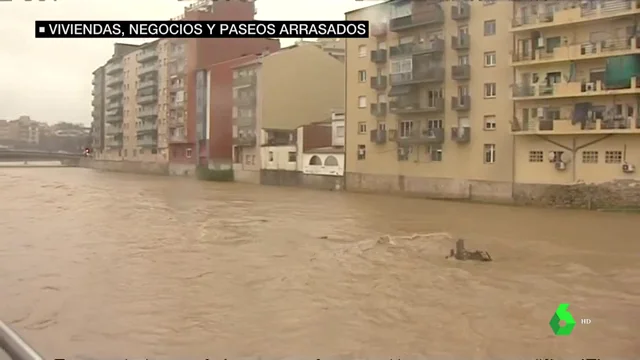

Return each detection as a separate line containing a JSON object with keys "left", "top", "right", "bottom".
{"left": 0, "top": 167, "right": 638, "bottom": 359}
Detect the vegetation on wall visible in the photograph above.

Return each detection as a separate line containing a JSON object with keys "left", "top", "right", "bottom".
{"left": 195, "top": 166, "right": 234, "bottom": 182}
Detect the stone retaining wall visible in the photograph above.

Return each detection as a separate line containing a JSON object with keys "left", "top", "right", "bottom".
{"left": 513, "top": 180, "right": 640, "bottom": 209}
{"left": 260, "top": 169, "right": 344, "bottom": 191}
{"left": 81, "top": 158, "right": 169, "bottom": 175}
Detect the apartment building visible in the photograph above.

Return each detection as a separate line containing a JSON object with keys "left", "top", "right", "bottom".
{"left": 231, "top": 43, "right": 345, "bottom": 183}
{"left": 0, "top": 120, "right": 8, "bottom": 141}
{"left": 510, "top": 0, "right": 640, "bottom": 185}
{"left": 103, "top": 43, "right": 138, "bottom": 159}
{"left": 345, "top": 0, "right": 514, "bottom": 200}
{"left": 167, "top": 39, "right": 187, "bottom": 153}
{"left": 91, "top": 66, "right": 106, "bottom": 152}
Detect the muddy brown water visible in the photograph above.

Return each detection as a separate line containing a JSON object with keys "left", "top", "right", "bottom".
{"left": 0, "top": 167, "right": 638, "bottom": 359}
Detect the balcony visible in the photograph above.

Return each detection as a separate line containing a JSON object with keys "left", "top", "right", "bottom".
{"left": 396, "top": 128, "right": 445, "bottom": 146}
{"left": 389, "top": 39, "right": 445, "bottom": 58}
{"left": 137, "top": 121, "right": 157, "bottom": 135}
{"left": 510, "top": 0, "right": 640, "bottom": 32}
{"left": 169, "top": 63, "right": 185, "bottom": 77}
{"left": 512, "top": 77, "right": 640, "bottom": 100}
{"left": 371, "top": 22, "right": 388, "bottom": 37}
{"left": 451, "top": 96, "right": 471, "bottom": 111}
{"left": 389, "top": 6, "right": 444, "bottom": 32}
{"left": 234, "top": 74, "right": 257, "bottom": 87}
{"left": 233, "top": 134, "right": 257, "bottom": 147}
{"left": 451, "top": 126, "right": 471, "bottom": 143}
{"left": 138, "top": 78, "right": 157, "bottom": 90}
{"left": 168, "top": 115, "right": 185, "bottom": 128}
{"left": 105, "top": 88, "right": 123, "bottom": 99}
{"left": 236, "top": 115, "right": 255, "bottom": 127}
{"left": 105, "top": 138, "right": 123, "bottom": 148}
{"left": 390, "top": 97, "right": 444, "bottom": 114}
{"left": 105, "top": 75, "right": 124, "bottom": 87}
{"left": 138, "top": 136, "right": 158, "bottom": 147}
{"left": 169, "top": 133, "right": 187, "bottom": 143}
{"left": 370, "top": 49, "right": 387, "bottom": 64}
{"left": 452, "top": 3, "right": 471, "bottom": 21}
{"left": 137, "top": 48, "right": 158, "bottom": 63}
{"left": 451, "top": 65, "right": 470, "bottom": 80}
{"left": 370, "top": 103, "right": 387, "bottom": 117}
{"left": 389, "top": 67, "right": 445, "bottom": 86}
{"left": 105, "top": 113, "right": 123, "bottom": 124}
{"left": 370, "top": 129, "right": 387, "bottom": 144}
{"left": 138, "top": 107, "right": 158, "bottom": 118}
{"left": 451, "top": 34, "right": 470, "bottom": 51}
{"left": 138, "top": 63, "right": 158, "bottom": 77}
{"left": 105, "top": 61, "right": 123, "bottom": 75}
{"left": 512, "top": 116, "right": 640, "bottom": 135}
{"left": 370, "top": 76, "right": 387, "bottom": 90}
{"left": 137, "top": 93, "right": 158, "bottom": 105}
{"left": 511, "top": 37, "right": 640, "bottom": 66}
{"left": 236, "top": 95, "right": 256, "bottom": 107}
{"left": 105, "top": 126, "right": 122, "bottom": 136}
{"left": 106, "top": 101, "right": 122, "bottom": 111}
{"left": 169, "top": 81, "right": 184, "bottom": 92}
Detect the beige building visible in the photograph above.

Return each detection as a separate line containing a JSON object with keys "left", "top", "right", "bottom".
{"left": 346, "top": 0, "right": 640, "bottom": 202}
{"left": 510, "top": 0, "right": 640, "bottom": 185}
{"left": 231, "top": 43, "right": 345, "bottom": 183}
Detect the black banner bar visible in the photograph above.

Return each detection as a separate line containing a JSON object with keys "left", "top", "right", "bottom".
{"left": 35, "top": 20, "right": 370, "bottom": 38}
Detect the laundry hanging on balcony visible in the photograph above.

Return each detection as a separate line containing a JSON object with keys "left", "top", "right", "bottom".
{"left": 604, "top": 55, "right": 640, "bottom": 89}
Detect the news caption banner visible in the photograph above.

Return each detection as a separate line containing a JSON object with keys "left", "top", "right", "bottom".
{"left": 34, "top": 20, "right": 369, "bottom": 38}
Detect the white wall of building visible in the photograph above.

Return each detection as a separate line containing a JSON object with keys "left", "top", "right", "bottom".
{"left": 302, "top": 153, "right": 344, "bottom": 176}
{"left": 261, "top": 145, "right": 298, "bottom": 171}
{"left": 331, "top": 119, "right": 345, "bottom": 147}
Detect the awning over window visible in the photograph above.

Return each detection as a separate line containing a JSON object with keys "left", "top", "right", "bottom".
{"left": 388, "top": 85, "right": 411, "bottom": 97}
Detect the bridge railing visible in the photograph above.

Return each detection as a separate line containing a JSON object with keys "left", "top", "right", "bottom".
{"left": 0, "top": 320, "right": 43, "bottom": 360}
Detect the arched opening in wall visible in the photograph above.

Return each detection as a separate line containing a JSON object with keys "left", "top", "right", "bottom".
{"left": 324, "top": 155, "right": 338, "bottom": 166}
{"left": 309, "top": 155, "right": 322, "bottom": 165}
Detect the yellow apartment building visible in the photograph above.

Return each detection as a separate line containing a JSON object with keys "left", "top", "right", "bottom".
{"left": 510, "top": 0, "right": 640, "bottom": 186}
{"left": 101, "top": 41, "right": 172, "bottom": 163}
{"left": 345, "top": 0, "right": 515, "bottom": 201}
{"left": 232, "top": 43, "right": 345, "bottom": 183}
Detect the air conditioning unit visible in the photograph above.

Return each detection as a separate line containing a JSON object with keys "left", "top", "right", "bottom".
{"left": 536, "top": 37, "right": 545, "bottom": 48}
{"left": 555, "top": 161, "right": 567, "bottom": 170}
{"left": 622, "top": 163, "right": 636, "bottom": 173}
{"left": 537, "top": 107, "right": 545, "bottom": 118}
{"left": 585, "top": 82, "right": 596, "bottom": 91}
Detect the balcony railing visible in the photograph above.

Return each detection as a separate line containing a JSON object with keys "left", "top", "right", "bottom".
{"left": 105, "top": 61, "right": 123, "bottom": 75}
{"left": 138, "top": 107, "right": 158, "bottom": 118}
{"left": 105, "top": 87, "right": 123, "bottom": 98}
{"left": 370, "top": 49, "right": 387, "bottom": 63}
{"left": 137, "top": 93, "right": 158, "bottom": 104}
{"left": 452, "top": 3, "right": 471, "bottom": 20}
{"left": 137, "top": 121, "right": 157, "bottom": 134}
{"left": 370, "top": 103, "right": 387, "bottom": 117}
{"left": 389, "top": 6, "right": 444, "bottom": 32}
{"left": 512, "top": 0, "right": 638, "bottom": 29}
{"left": 138, "top": 78, "right": 157, "bottom": 90}
{"left": 452, "top": 34, "right": 470, "bottom": 50}
{"left": 138, "top": 63, "right": 158, "bottom": 76}
{"left": 389, "top": 67, "right": 445, "bottom": 86}
{"left": 451, "top": 65, "right": 470, "bottom": 80}
{"left": 138, "top": 137, "right": 158, "bottom": 147}
{"left": 106, "top": 101, "right": 122, "bottom": 111}
{"left": 512, "top": 77, "right": 640, "bottom": 99}
{"left": 390, "top": 97, "right": 444, "bottom": 114}
{"left": 169, "top": 133, "right": 187, "bottom": 143}
{"left": 396, "top": 128, "right": 445, "bottom": 145}
{"left": 512, "top": 37, "right": 639, "bottom": 64}
{"left": 233, "top": 134, "right": 257, "bottom": 147}
{"left": 451, "top": 96, "right": 471, "bottom": 111}
{"left": 169, "top": 64, "right": 185, "bottom": 77}
{"left": 105, "top": 75, "right": 124, "bottom": 87}
{"left": 105, "top": 126, "right": 122, "bottom": 135}
{"left": 236, "top": 95, "right": 256, "bottom": 107}
{"left": 451, "top": 126, "right": 471, "bottom": 143}
{"left": 137, "top": 48, "right": 158, "bottom": 63}
{"left": 370, "top": 76, "right": 387, "bottom": 90}
{"left": 370, "top": 129, "right": 387, "bottom": 144}
{"left": 234, "top": 74, "right": 257, "bottom": 87}
{"left": 390, "top": 39, "right": 445, "bottom": 58}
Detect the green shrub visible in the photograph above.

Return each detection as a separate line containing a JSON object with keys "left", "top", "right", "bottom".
{"left": 195, "top": 166, "right": 234, "bottom": 182}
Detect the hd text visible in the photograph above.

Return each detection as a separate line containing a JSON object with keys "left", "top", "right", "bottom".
{"left": 35, "top": 20, "right": 370, "bottom": 38}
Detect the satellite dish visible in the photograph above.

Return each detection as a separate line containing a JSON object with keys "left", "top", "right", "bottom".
{"left": 560, "top": 152, "right": 573, "bottom": 163}
{"left": 548, "top": 151, "right": 556, "bottom": 162}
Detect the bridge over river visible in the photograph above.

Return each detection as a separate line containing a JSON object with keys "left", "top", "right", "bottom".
{"left": 0, "top": 149, "right": 85, "bottom": 165}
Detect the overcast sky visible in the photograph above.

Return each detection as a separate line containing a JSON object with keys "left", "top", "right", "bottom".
{"left": 0, "top": 0, "right": 379, "bottom": 125}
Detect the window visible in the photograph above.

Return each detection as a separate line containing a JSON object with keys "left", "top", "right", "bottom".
{"left": 399, "top": 120, "right": 413, "bottom": 138}
{"left": 582, "top": 151, "right": 598, "bottom": 164}
{"left": 358, "top": 70, "right": 367, "bottom": 83}
{"left": 484, "top": 20, "right": 496, "bottom": 36}
{"left": 429, "top": 146, "right": 442, "bottom": 162}
{"left": 390, "top": 59, "right": 412, "bottom": 74}
{"left": 483, "top": 144, "right": 496, "bottom": 164}
{"left": 358, "top": 122, "right": 367, "bottom": 134}
{"left": 358, "top": 45, "right": 367, "bottom": 57}
{"left": 186, "top": 148, "right": 192, "bottom": 158}
{"left": 483, "top": 0, "right": 496, "bottom": 5}
{"left": 251, "top": 155, "right": 256, "bottom": 165}
{"left": 324, "top": 155, "right": 339, "bottom": 166}
{"left": 427, "top": 119, "right": 442, "bottom": 129}
{"left": 336, "top": 125, "right": 345, "bottom": 137}
{"left": 484, "top": 115, "right": 496, "bottom": 130}
{"left": 309, "top": 155, "right": 322, "bottom": 165}
{"left": 357, "top": 144, "right": 366, "bottom": 160}
{"left": 484, "top": 51, "right": 496, "bottom": 67}
{"left": 484, "top": 83, "right": 497, "bottom": 98}
{"left": 529, "top": 151, "right": 544, "bottom": 162}
{"left": 605, "top": 151, "right": 623, "bottom": 164}
{"left": 358, "top": 96, "right": 367, "bottom": 108}
{"left": 288, "top": 152, "right": 297, "bottom": 162}
{"left": 268, "top": 151, "right": 274, "bottom": 162}
{"left": 458, "top": 55, "right": 469, "bottom": 65}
